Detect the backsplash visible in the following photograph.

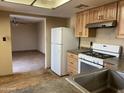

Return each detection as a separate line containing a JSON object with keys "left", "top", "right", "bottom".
{"left": 80, "top": 28, "right": 124, "bottom": 52}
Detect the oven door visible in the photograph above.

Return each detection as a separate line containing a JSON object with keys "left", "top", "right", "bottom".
{"left": 78, "top": 59, "right": 103, "bottom": 74}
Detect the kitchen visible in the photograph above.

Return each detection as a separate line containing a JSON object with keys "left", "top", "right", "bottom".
{"left": 65, "top": 1, "right": 124, "bottom": 93}
{"left": 0, "top": 0, "right": 124, "bottom": 93}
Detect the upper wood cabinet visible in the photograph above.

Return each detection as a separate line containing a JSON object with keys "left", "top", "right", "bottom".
{"left": 75, "top": 11, "right": 96, "bottom": 37}
{"left": 89, "top": 2, "right": 117, "bottom": 23}
{"left": 103, "top": 2, "right": 117, "bottom": 21}
{"left": 75, "top": 13, "right": 83, "bottom": 37}
{"left": 75, "top": 2, "right": 117, "bottom": 37}
{"left": 117, "top": 0, "right": 124, "bottom": 38}
{"left": 89, "top": 8, "right": 99, "bottom": 23}
{"left": 82, "top": 11, "right": 89, "bottom": 37}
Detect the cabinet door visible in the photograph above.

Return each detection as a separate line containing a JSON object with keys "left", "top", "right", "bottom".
{"left": 103, "top": 2, "right": 117, "bottom": 21}
{"left": 75, "top": 11, "right": 96, "bottom": 37}
{"left": 75, "top": 13, "right": 83, "bottom": 37}
{"left": 89, "top": 9, "right": 94, "bottom": 23}
{"left": 117, "top": 0, "right": 124, "bottom": 38}
{"left": 89, "top": 2, "right": 117, "bottom": 23}
{"left": 98, "top": 6, "right": 104, "bottom": 22}
{"left": 67, "top": 53, "right": 78, "bottom": 75}
{"left": 82, "top": 11, "right": 90, "bottom": 37}
{"left": 89, "top": 8, "right": 99, "bottom": 23}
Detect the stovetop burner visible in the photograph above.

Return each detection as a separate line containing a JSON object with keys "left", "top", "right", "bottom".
{"left": 82, "top": 50, "right": 114, "bottom": 59}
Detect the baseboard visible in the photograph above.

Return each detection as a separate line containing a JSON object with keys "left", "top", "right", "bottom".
{"left": 12, "top": 50, "right": 38, "bottom": 53}
{"left": 12, "top": 50, "right": 45, "bottom": 55}
{"left": 37, "top": 50, "right": 45, "bottom": 55}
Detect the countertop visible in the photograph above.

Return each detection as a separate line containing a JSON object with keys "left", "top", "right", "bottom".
{"left": 104, "top": 55, "right": 124, "bottom": 72}
{"left": 67, "top": 48, "right": 90, "bottom": 55}
{"left": 68, "top": 48, "right": 124, "bottom": 72}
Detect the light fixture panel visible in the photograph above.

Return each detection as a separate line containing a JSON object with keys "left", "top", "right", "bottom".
{"left": 3, "top": 0, "right": 71, "bottom": 9}
{"left": 33, "top": 0, "right": 54, "bottom": 9}
{"left": 4, "top": 0, "right": 34, "bottom": 5}
{"left": 55, "top": 0, "right": 71, "bottom": 8}
{"left": 33, "top": 0, "right": 71, "bottom": 9}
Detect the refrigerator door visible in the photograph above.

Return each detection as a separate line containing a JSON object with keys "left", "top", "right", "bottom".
{"left": 51, "top": 44, "right": 62, "bottom": 76}
{"left": 51, "top": 28, "right": 63, "bottom": 44}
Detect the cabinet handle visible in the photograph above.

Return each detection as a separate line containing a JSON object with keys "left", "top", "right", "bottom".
{"left": 70, "top": 72, "right": 73, "bottom": 74}
{"left": 70, "top": 55, "right": 73, "bottom": 57}
{"left": 98, "top": 16, "right": 100, "bottom": 20}
{"left": 70, "top": 62, "right": 73, "bottom": 64}
{"left": 79, "top": 32, "right": 82, "bottom": 35}
{"left": 101, "top": 15, "right": 104, "bottom": 20}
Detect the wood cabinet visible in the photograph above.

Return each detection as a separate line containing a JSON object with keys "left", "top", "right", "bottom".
{"left": 75, "top": 13, "right": 83, "bottom": 37}
{"left": 67, "top": 52, "right": 78, "bottom": 75}
{"left": 117, "top": 0, "right": 124, "bottom": 38}
{"left": 102, "top": 2, "right": 117, "bottom": 21}
{"left": 104, "top": 63, "right": 113, "bottom": 69}
{"left": 75, "top": 2, "right": 117, "bottom": 38}
{"left": 89, "top": 8, "right": 100, "bottom": 23}
{"left": 75, "top": 11, "right": 96, "bottom": 37}
{"left": 89, "top": 2, "right": 117, "bottom": 23}
{"left": 104, "top": 62, "right": 117, "bottom": 70}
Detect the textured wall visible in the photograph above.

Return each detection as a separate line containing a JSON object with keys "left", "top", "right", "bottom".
{"left": 37, "top": 22, "right": 45, "bottom": 54}
{"left": 80, "top": 28, "right": 124, "bottom": 53}
{"left": 11, "top": 23, "right": 38, "bottom": 51}
{"left": 0, "top": 12, "right": 13, "bottom": 76}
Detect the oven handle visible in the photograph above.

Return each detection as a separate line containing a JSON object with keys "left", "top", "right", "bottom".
{"left": 79, "top": 58, "right": 94, "bottom": 63}
{"left": 79, "top": 58, "right": 103, "bottom": 66}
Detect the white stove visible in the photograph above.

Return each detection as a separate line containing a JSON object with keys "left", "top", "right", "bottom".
{"left": 78, "top": 43, "right": 121, "bottom": 74}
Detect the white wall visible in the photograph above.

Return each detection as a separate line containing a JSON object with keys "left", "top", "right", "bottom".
{"left": 11, "top": 23, "right": 38, "bottom": 51}
{"left": 37, "top": 22, "right": 45, "bottom": 54}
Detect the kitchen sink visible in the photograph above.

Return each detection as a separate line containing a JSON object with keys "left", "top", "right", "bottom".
{"left": 66, "top": 69, "right": 124, "bottom": 93}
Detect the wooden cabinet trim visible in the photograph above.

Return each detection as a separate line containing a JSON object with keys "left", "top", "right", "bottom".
{"left": 116, "top": 0, "right": 124, "bottom": 38}
{"left": 67, "top": 52, "right": 78, "bottom": 75}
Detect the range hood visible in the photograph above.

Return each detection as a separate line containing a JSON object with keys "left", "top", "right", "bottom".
{"left": 86, "top": 20, "right": 117, "bottom": 29}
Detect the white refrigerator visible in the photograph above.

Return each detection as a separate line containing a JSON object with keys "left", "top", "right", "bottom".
{"left": 51, "top": 27, "right": 78, "bottom": 76}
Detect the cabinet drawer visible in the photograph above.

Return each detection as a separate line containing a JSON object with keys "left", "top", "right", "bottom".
{"left": 68, "top": 65, "right": 77, "bottom": 72}
{"left": 67, "top": 61, "right": 78, "bottom": 75}
{"left": 67, "top": 52, "right": 78, "bottom": 75}
{"left": 68, "top": 61, "right": 78, "bottom": 69}
{"left": 68, "top": 71, "right": 77, "bottom": 75}
{"left": 67, "top": 67, "right": 77, "bottom": 75}
{"left": 67, "top": 53, "right": 78, "bottom": 59}
{"left": 67, "top": 57, "right": 78, "bottom": 63}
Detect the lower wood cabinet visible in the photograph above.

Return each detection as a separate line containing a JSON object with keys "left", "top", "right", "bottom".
{"left": 67, "top": 52, "right": 78, "bottom": 75}
{"left": 104, "top": 62, "right": 117, "bottom": 70}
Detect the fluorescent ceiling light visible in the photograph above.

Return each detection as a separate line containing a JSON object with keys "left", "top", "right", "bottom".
{"left": 2, "top": 0, "right": 71, "bottom": 9}
{"left": 34, "top": 0, "right": 71, "bottom": 9}
{"left": 3, "top": 0, "right": 34, "bottom": 5}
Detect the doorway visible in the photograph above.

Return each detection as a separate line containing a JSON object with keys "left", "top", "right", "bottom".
{"left": 10, "top": 15, "right": 46, "bottom": 74}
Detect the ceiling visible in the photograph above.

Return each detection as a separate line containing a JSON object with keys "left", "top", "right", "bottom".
{"left": 0, "top": 0, "right": 117, "bottom": 18}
